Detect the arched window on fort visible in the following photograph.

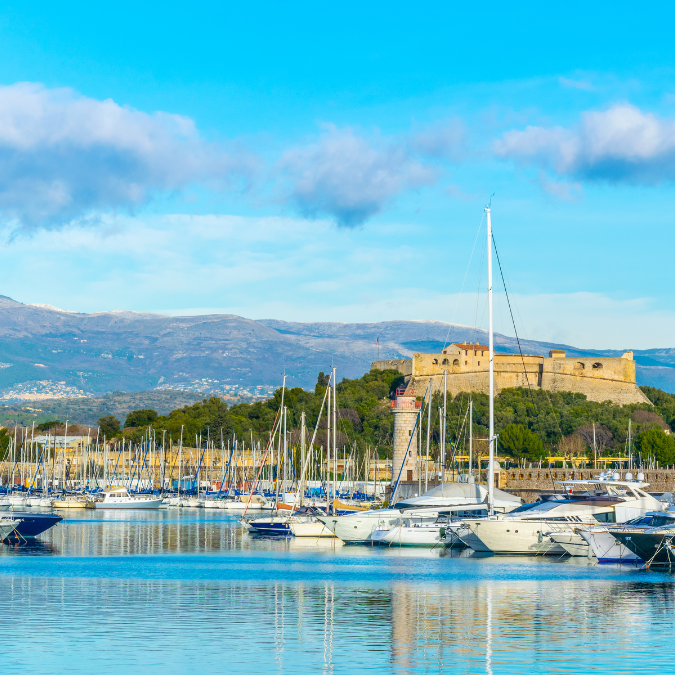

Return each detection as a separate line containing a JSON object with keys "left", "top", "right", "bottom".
{"left": 453, "top": 359, "right": 459, "bottom": 366}
{"left": 432, "top": 358, "right": 438, "bottom": 365}
{"left": 442, "top": 358, "right": 449, "bottom": 365}
{"left": 574, "top": 362, "right": 585, "bottom": 369}
{"left": 592, "top": 362, "right": 603, "bottom": 370}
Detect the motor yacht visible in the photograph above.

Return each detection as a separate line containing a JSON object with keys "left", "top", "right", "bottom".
{"left": 370, "top": 503, "right": 490, "bottom": 547}
{"left": 318, "top": 481, "right": 519, "bottom": 544}
{"left": 94, "top": 488, "right": 162, "bottom": 509}
{"left": 547, "top": 510, "right": 675, "bottom": 560}
{"left": 462, "top": 479, "right": 664, "bottom": 555}
{"left": 370, "top": 513, "right": 450, "bottom": 547}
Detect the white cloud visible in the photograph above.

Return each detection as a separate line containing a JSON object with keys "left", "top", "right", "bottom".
{"left": 277, "top": 125, "right": 439, "bottom": 227}
{"left": 495, "top": 103, "right": 675, "bottom": 185}
{"left": 558, "top": 77, "right": 594, "bottom": 91}
{"left": 0, "top": 83, "right": 257, "bottom": 230}
{"left": 410, "top": 119, "right": 466, "bottom": 160}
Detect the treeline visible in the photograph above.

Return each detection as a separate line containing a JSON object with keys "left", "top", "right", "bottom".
{"left": 84, "top": 369, "right": 675, "bottom": 467}
{"left": 96, "top": 369, "right": 405, "bottom": 455}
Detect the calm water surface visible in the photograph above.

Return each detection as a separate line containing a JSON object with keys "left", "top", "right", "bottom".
{"left": 0, "top": 509, "right": 673, "bottom": 674}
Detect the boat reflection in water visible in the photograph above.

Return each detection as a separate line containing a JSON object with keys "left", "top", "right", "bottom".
{"left": 1, "top": 537, "right": 674, "bottom": 675}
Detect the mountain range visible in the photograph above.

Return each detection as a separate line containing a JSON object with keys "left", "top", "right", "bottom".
{"left": 0, "top": 295, "right": 673, "bottom": 402}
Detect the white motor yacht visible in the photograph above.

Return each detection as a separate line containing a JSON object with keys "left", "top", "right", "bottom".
{"left": 370, "top": 514, "right": 449, "bottom": 547}
{"left": 318, "top": 481, "right": 519, "bottom": 544}
{"left": 462, "top": 479, "right": 664, "bottom": 555}
{"left": 370, "top": 503, "right": 491, "bottom": 547}
{"left": 95, "top": 488, "right": 162, "bottom": 509}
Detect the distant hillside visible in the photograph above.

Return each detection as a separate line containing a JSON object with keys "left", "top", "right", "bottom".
{"left": 0, "top": 296, "right": 672, "bottom": 400}
{"left": 0, "top": 390, "right": 208, "bottom": 428}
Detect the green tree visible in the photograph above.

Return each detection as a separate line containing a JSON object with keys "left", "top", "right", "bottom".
{"left": 637, "top": 428, "right": 675, "bottom": 465}
{"left": 37, "top": 420, "right": 63, "bottom": 432}
{"left": 98, "top": 415, "right": 121, "bottom": 437}
{"left": 125, "top": 408, "right": 158, "bottom": 428}
{"left": 498, "top": 423, "right": 545, "bottom": 460}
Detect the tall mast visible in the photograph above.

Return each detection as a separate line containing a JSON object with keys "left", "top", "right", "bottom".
{"left": 332, "top": 365, "right": 337, "bottom": 512}
{"left": 326, "top": 374, "right": 331, "bottom": 510}
{"left": 486, "top": 205, "right": 495, "bottom": 515}
{"left": 469, "top": 399, "right": 473, "bottom": 478}
{"left": 425, "top": 380, "right": 431, "bottom": 493}
{"left": 299, "top": 411, "right": 306, "bottom": 507}
{"left": 442, "top": 370, "right": 447, "bottom": 486}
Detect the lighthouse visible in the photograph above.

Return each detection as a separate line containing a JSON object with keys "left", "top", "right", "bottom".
{"left": 390, "top": 388, "right": 420, "bottom": 484}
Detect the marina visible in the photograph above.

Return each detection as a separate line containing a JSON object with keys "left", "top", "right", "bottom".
{"left": 2, "top": 508, "right": 675, "bottom": 675}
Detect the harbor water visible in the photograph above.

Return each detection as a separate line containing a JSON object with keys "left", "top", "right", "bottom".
{"left": 1, "top": 510, "right": 673, "bottom": 674}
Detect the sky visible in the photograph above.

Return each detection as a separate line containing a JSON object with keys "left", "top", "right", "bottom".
{"left": 0, "top": 1, "right": 674, "bottom": 349}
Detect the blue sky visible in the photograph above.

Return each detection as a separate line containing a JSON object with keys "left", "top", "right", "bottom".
{"left": 0, "top": 1, "right": 674, "bottom": 349}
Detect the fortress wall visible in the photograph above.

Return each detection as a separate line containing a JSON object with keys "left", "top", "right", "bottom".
{"left": 371, "top": 359, "right": 413, "bottom": 376}
{"left": 373, "top": 349, "right": 650, "bottom": 406}
{"left": 540, "top": 370, "right": 650, "bottom": 404}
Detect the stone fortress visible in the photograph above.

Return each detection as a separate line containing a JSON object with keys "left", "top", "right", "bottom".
{"left": 374, "top": 341, "right": 651, "bottom": 406}
{"left": 378, "top": 342, "right": 651, "bottom": 484}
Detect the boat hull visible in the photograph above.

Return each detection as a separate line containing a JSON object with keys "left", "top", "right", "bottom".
{"left": 371, "top": 525, "right": 448, "bottom": 547}
{"left": 465, "top": 519, "right": 567, "bottom": 555}
{"left": 3, "top": 512, "right": 63, "bottom": 539}
{"left": 95, "top": 499, "right": 162, "bottom": 509}
{"left": 579, "top": 529, "right": 640, "bottom": 563}
{"left": 247, "top": 518, "right": 291, "bottom": 534}
{"left": 549, "top": 532, "right": 589, "bottom": 557}
{"left": 317, "top": 512, "right": 402, "bottom": 543}
{"left": 611, "top": 531, "right": 674, "bottom": 566}
{"left": 288, "top": 521, "right": 335, "bottom": 538}
{"left": 0, "top": 520, "right": 17, "bottom": 540}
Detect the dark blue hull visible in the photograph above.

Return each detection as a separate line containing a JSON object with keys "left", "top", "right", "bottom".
{"left": 249, "top": 521, "right": 290, "bottom": 535}
{"left": 4, "top": 512, "right": 63, "bottom": 540}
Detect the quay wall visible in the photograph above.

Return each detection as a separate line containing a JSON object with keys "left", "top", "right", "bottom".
{"left": 391, "top": 470, "right": 675, "bottom": 504}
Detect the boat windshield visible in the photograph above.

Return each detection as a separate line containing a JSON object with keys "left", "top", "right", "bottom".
{"left": 508, "top": 502, "right": 541, "bottom": 514}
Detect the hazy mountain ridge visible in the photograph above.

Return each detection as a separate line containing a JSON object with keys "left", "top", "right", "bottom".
{"left": 0, "top": 297, "right": 671, "bottom": 401}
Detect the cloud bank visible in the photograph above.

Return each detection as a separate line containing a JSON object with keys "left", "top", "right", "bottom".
{"left": 278, "top": 125, "right": 440, "bottom": 228}
{"left": 496, "top": 103, "right": 675, "bottom": 185}
{"left": 0, "top": 83, "right": 257, "bottom": 230}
